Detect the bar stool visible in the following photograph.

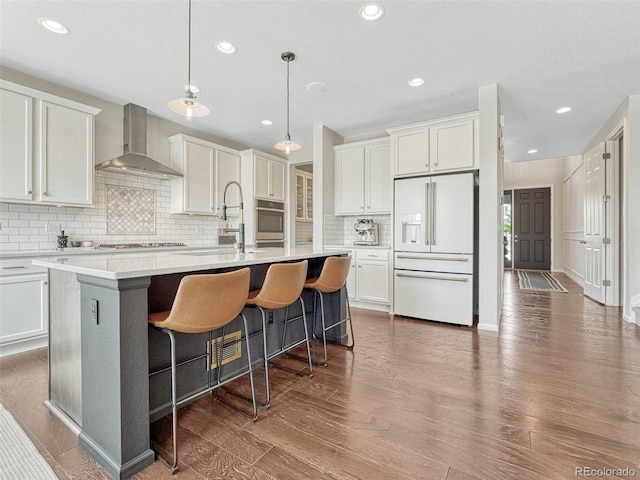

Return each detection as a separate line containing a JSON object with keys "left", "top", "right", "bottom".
{"left": 148, "top": 268, "right": 252, "bottom": 474}
{"left": 245, "top": 259, "right": 312, "bottom": 408}
{"left": 304, "top": 256, "right": 354, "bottom": 366}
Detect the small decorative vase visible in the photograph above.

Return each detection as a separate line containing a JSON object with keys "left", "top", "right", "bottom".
{"left": 57, "top": 231, "right": 68, "bottom": 249}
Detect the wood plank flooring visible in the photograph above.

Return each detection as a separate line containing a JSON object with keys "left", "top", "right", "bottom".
{"left": 1, "top": 271, "right": 639, "bottom": 479}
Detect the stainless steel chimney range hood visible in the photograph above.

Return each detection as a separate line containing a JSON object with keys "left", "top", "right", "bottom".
{"left": 96, "top": 104, "right": 183, "bottom": 179}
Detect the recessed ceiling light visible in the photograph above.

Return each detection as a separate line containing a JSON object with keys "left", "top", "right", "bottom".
{"left": 360, "top": 3, "right": 384, "bottom": 21}
{"left": 38, "top": 18, "right": 70, "bottom": 35}
{"left": 556, "top": 106, "right": 572, "bottom": 114}
{"left": 261, "top": 120, "right": 273, "bottom": 126}
{"left": 306, "top": 82, "right": 328, "bottom": 93}
{"left": 528, "top": 149, "right": 538, "bottom": 154}
{"left": 215, "top": 41, "right": 237, "bottom": 54}
{"left": 183, "top": 84, "right": 200, "bottom": 93}
{"left": 408, "top": 78, "right": 425, "bottom": 87}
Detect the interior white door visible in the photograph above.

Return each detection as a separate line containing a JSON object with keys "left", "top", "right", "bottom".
{"left": 583, "top": 142, "right": 606, "bottom": 303}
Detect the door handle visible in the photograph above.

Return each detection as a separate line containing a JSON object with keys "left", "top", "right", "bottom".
{"left": 424, "top": 183, "right": 430, "bottom": 245}
{"left": 396, "top": 272, "right": 469, "bottom": 282}
{"left": 431, "top": 181, "right": 436, "bottom": 245}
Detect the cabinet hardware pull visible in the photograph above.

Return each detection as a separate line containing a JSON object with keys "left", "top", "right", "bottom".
{"left": 2, "top": 265, "right": 26, "bottom": 269}
{"left": 579, "top": 240, "right": 586, "bottom": 244}
{"left": 396, "top": 272, "right": 468, "bottom": 282}
{"left": 43, "top": 192, "right": 48, "bottom": 196}
{"left": 396, "top": 255, "right": 469, "bottom": 261}
{"left": 28, "top": 190, "right": 32, "bottom": 194}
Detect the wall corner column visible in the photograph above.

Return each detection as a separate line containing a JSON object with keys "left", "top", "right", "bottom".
{"left": 478, "top": 84, "right": 503, "bottom": 332}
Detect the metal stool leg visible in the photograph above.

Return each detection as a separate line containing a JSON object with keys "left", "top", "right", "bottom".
{"left": 259, "top": 306, "right": 270, "bottom": 408}
{"left": 272, "top": 296, "right": 314, "bottom": 377}
{"left": 156, "top": 329, "right": 179, "bottom": 474}
{"left": 318, "top": 292, "right": 328, "bottom": 366}
{"left": 240, "top": 313, "right": 258, "bottom": 420}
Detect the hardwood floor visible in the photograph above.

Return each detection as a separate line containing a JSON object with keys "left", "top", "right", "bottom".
{"left": 1, "top": 271, "right": 639, "bottom": 479}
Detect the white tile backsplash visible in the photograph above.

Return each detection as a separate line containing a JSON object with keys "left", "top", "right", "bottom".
{"left": 0, "top": 171, "right": 231, "bottom": 252}
{"left": 323, "top": 214, "right": 391, "bottom": 246}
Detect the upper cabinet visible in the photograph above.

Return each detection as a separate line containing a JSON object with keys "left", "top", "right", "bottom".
{"left": 334, "top": 137, "right": 391, "bottom": 216}
{"left": 169, "top": 134, "right": 241, "bottom": 216}
{"left": 387, "top": 112, "right": 478, "bottom": 178}
{"left": 295, "top": 170, "right": 313, "bottom": 221}
{"left": 0, "top": 81, "right": 101, "bottom": 206}
{"left": 253, "top": 153, "right": 286, "bottom": 201}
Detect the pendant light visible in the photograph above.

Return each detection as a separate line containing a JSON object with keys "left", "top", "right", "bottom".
{"left": 168, "top": 0, "right": 209, "bottom": 121}
{"left": 274, "top": 52, "right": 301, "bottom": 155}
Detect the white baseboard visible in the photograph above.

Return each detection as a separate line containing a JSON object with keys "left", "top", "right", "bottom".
{"left": 562, "top": 268, "right": 584, "bottom": 288}
{"left": 477, "top": 322, "right": 499, "bottom": 332}
{"left": 349, "top": 300, "right": 389, "bottom": 312}
{"left": 0, "top": 336, "right": 48, "bottom": 358}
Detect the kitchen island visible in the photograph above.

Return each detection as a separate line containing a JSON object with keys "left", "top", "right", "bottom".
{"left": 33, "top": 247, "right": 349, "bottom": 479}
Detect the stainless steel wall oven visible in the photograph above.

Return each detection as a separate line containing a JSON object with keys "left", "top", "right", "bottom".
{"left": 255, "top": 200, "right": 285, "bottom": 246}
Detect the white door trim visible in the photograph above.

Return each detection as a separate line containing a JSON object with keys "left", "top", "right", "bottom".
{"left": 605, "top": 121, "right": 624, "bottom": 307}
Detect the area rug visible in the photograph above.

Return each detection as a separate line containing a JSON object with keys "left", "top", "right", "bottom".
{"left": 0, "top": 403, "right": 58, "bottom": 480}
{"left": 517, "top": 270, "right": 568, "bottom": 293}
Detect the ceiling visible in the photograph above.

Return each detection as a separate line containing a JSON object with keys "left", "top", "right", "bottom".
{"left": 1, "top": 1, "right": 639, "bottom": 163}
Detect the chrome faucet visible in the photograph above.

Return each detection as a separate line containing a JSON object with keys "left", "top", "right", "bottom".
{"left": 220, "top": 180, "right": 245, "bottom": 253}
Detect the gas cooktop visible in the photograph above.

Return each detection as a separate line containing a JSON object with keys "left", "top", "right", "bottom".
{"left": 97, "top": 242, "right": 187, "bottom": 249}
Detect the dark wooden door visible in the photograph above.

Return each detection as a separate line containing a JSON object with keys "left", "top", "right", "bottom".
{"left": 513, "top": 188, "right": 551, "bottom": 270}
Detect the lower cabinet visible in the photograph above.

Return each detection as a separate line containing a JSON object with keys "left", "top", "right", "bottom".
{"left": 0, "top": 261, "right": 49, "bottom": 357}
{"left": 346, "top": 249, "right": 390, "bottom": 307}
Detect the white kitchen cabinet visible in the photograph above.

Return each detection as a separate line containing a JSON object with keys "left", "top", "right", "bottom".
{"left": 0, "top": 260, "right": 49, "bottom": 357}
{"left": 334, "top": 138, "right": 391, "bottom": 216}
{"left": 254, "top": 154, "right": 286, "bottom": 201}
{"left": 295, "top": 170, "right": 313, "bottom": 221}
{"left": 388, "top": 112, "right": 478, "bottom": 178}
{"left": 0, "top": 81, "right": 100, "bottom": 206}
{"left": 342, "top": 248, "right": 390, "bottom": 305}
{"left": 0, "top": 89, "right": 32, "bottom": 202}
{"left": 169, "top": 134, "right": 241, "bottom": 216}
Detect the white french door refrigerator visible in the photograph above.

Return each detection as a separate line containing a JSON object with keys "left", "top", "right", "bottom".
{"left": 393, "top": 172, "right": 475, "bottom": 326}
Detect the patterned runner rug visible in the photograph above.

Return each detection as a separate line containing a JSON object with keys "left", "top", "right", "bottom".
{"left": 0, "top": 403, "right": 58, "bottom": 480}
{"left": 517, "top": 270, "right": 568, "bottom": 293}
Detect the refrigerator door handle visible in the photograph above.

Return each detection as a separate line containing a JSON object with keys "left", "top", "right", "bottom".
{"left": 396, "top": 254, "right": 469, "bottom": 262}
{"left": 431, "top": 180, "right": 436, "bottom": 245}
{"left": 424, "top": 182, "right": 430, "bottom": 245}
{"left": 395, "top": 271, "right": 469, "bottom": 282}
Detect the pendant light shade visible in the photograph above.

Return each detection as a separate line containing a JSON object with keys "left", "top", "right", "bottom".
{"left": 274, "top": 52, "right": 301, "bottom": 154}
{"left": 168, "top": 0, "right": 209, "bottom": 121}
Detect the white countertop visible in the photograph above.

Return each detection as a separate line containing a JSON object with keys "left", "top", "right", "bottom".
{"left": 324, "top": 244, "right": 391, "bottom": 250}
{"left": 32, "top": 247, "right": 350, "bottom": 280}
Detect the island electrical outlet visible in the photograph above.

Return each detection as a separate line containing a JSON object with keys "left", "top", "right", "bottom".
{"left": 91, "top": 299, "right": 99, "bottom": 324}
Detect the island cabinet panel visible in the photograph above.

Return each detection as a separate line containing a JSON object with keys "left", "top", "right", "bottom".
{"left": 40, "top": 248, "right": 348, "bottom": 479}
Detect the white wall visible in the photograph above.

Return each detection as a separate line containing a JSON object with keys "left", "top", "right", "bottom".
{"left": 478, "top": 84, "right": 502, "bottom": 332}
{"left": 562, "top": 156, "right": 585, "bottom": 285}
{"left": 504, "top": 157, "right": 566, "bottom": 271}
{"left": 312, "top": 125, "right": 343, "bottom": 249}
